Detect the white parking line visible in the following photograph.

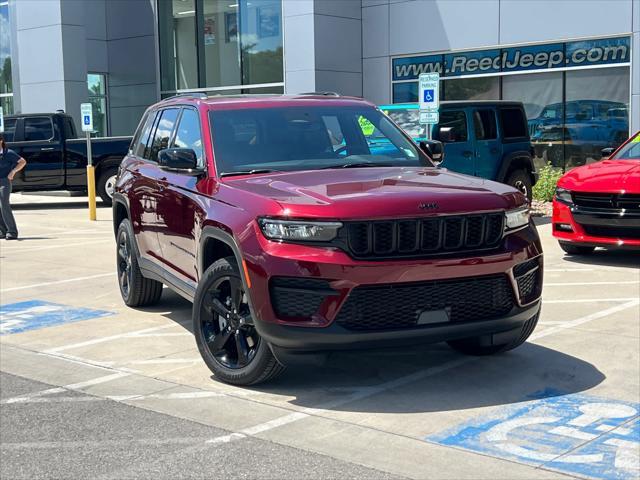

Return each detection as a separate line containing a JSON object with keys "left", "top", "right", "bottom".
{"left": 0, "top": 273, "right": 115, "bottom": 293}
{"left": 543, "top": 298, "right": 639, "bottom": 304}
{"left": 43, "top": 324, "right": 184, "bottom": 353}
{"left": 2, "top": 372, "right": 129, "bottom": 404}
{"left": 0, "top": 239, "right": 111, "bottom": 254}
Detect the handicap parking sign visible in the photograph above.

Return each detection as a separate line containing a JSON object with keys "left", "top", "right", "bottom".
{"left": 83, "top": 115, "right": 91, "bottom": 125}
{"left": 429, "top": 393, "right": 639, "bottom": 479}
{"left": 423, "top": 89, "right": 435, "bottom": 103}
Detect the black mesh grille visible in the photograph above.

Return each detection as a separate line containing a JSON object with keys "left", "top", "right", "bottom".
{"left": 270, "top": 277, "right": 335, "bottom": 319}
{"left": 343, "top": 213, "right": 504, "bottom": 259}
{"left": 573, "top": 192, "right": 640, "bottom": 213}
{"left": 513, "top": 258, "right": 542, "bottom": 304}
{"left": 335, "top": 274, "right": 514, "bottom": 331}
{"left": 582, "top": 225, "right": 640, "bottom": 239}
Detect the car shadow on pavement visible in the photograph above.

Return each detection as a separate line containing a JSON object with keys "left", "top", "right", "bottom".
{"left": 248, "top": 342, "right": 605, "bottom": 414}
{"left": 562, "top": 249, "right": 640, "bottom": 269}
{"left": 533, "top": 216, "right": 551, "bottom": 226}
{"left": 153, "top": 291, "right": 605, "bottom": 414}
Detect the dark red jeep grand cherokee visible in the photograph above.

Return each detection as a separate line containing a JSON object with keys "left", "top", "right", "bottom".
{"left": 113, "top": 94, "right": 543, "bottom": 385}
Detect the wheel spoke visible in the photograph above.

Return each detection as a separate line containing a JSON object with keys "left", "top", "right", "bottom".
{"left": 239, "top": 313, "right": 253, "bottom": 326}
{"left": 211, "top": 298, "right": 231, "bottom": 318}
{"left": 229, "top": 276, "right": 243, "bottom": 309}
{"left": 235, "top": 332, "right": 249, "bottom": 366}
{"left": 118, "top": 245, "right": 127, "bottom": 260}
{"left": 208, "top": 328, "right": 232, "bottom": 353}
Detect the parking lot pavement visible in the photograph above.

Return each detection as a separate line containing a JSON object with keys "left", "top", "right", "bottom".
{"left": 1, "top": 197, "right": 639, "bottom": 480}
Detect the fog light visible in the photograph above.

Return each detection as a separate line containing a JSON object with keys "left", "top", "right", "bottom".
{"left": 555, "top": 223, "right": 573, "bottom": 232}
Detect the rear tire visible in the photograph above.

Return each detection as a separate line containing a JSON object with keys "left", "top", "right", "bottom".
{"left": 505, "top": 169, "right": 533, "bottom": 202}
{"left": 447, "top": 312, "right": 540, "bottom": 356}
{"left": 193, "top": 257, "right": 284, "bottom": 385}
{"left": 97, "top": 167, "right": 118, "bottom": 206}
{"left": 116, "top": 219, "right": 163, "bottom": 307}
{"left": 559, "top": 242, "right": 595, "bottom": 256}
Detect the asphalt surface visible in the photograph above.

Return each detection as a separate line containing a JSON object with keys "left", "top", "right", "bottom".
{"left": 1, "top": 194, "right": 639, "bottom": 480}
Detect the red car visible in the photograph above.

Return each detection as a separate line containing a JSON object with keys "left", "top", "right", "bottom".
{"left": 113, "top": 94, "right": 542, "bottom": 385}
{"left": 553, "top": 131, "right": 640, "bottom": 254}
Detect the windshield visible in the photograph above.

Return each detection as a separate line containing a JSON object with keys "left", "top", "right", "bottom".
{"left": 611, "top": 133, "right": 640, "bottom": 160}
{"left": 209, "top": 106, "right": 427, "bottom": 175}
{"left": 381, "top": 107, "right": 426, "bottom": 138}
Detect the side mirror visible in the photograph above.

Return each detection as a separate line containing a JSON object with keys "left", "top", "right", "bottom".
{"left": 419, "top": 140, "right": 445, "bottom": 166}
{"left": 158, "top": 148, "right": 201, "bottom": 173}
{"left": 437, "top": 126, "right": 456, "bottom": 143}
{"left": 601, "top": 147, "right": 615, "bottom": 159}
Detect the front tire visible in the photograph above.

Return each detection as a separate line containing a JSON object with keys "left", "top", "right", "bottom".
{"left": 116, "top": 219, "right": 163, "bottom": 307}
{"left": 193, "top": 257, "right": 284, "bottom": 385}
{"left": 505, "top": 169, "right": 533, "bottom": 202}
{"left": 98, "top": 167, "right": 118, "bottom": 206}
{"left": 447, "top": 312, "right": 540, "bottom": 356}
{"left": 559, "top": 242, "right": 595, "bottom": 256}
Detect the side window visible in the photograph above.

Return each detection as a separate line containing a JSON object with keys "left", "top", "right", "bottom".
{"left": 435, "top": 110, "right": 468, "bottom": 142}
{"left": 473, "top": 109, "right": 497, "bottom": 140}
{"left": 147, "top": 108, "right": 180, "bottom": 162}
{"left": 172, "top": 109, "right": 204, "bottom": 167}
{"left": 2, "top": 118, "right": 17, "bottom": 142}
{"left": 500, "top": 108, "right": 528, "bottom": 139}
{"left": 24, "top": 117, "right": 54, "bottom": 141}
{"left": 63, "top": 117, "right": 76, "bottom": 139}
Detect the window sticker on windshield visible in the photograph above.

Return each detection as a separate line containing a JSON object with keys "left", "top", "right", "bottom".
{"left": 403, "top": 148, "right": 416, "bottom": 158}
{"left": 632, "top": 133, "right": 640, "bottom": 143}
{"left": 358, "top": 116, "right": 375, "bottom": 136}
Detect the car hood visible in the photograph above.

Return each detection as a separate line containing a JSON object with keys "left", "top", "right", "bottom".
{"left": 559, "top": 160, "right": 640, "bottom": 193}
{"left": 223, "top": 167, "right": 523, "bottom": 219}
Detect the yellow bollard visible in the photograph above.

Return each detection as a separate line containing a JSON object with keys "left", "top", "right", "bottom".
{"left": 87, "top": 165, "right": 97, "bottom": 221}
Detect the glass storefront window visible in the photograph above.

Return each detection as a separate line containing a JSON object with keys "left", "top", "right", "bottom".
{"left": 160, "top": 0, "right": 283, "bottom": 94}
{"left": 564, "top": 66, "right": 629, "bottom": 168}
{"left": 442, "top": 77, "right": 499, "bottom": 101}
{"left": 1, "top": 0, "right": 13, "bottom": 114}
{"left": 159, "top": 0, "right": 199, "bottom": 91}
{"left": 88, "top": 73, "right": 108, "bottom": 137}
{"left": 503, "top": 71, "right": 563, "bottom": 170}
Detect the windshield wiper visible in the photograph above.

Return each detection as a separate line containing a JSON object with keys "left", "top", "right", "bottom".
{"left": 220, "top": 169, "right": 280, "bottom": 178}
{"left": 323, "top": 162, "right": 393, "bottom": 169}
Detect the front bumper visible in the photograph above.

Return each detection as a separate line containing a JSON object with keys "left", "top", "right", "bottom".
{"left": 238, "top": 222, "right": 543, "bottom": 351}
{"left": 259, "top": 301, "right": 540, "bottom": 353}
{"left": 552, "top": 200, "right": 640, "bottom": 248}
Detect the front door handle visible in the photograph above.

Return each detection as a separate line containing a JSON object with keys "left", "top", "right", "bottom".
{"left": 40, "top": 147, "right": 55, "bottom": 151}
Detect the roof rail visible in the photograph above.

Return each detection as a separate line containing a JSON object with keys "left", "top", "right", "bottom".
{"left": 299, "top": 91, "right": 341, "bottom": 97}
{"left": 164, "top": 92, "right": 209, "bottom": 100}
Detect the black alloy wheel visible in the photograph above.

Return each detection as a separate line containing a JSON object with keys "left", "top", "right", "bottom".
{"left": 117, "top": 229, "right": 133, "bottom": 299}
{"left": 200, "top": 275, "right": 260, "bottom": 369}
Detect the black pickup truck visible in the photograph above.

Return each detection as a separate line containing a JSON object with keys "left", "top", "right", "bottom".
{"left": 3, "top": 112, "right": 131, "bottom": 205}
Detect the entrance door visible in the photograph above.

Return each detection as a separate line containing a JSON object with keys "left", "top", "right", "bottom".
{"left": 472, "top": 108, "right": 502, "bottom": 179}
{"left": 433, "top": 109, "right": 474, "bottom": 176}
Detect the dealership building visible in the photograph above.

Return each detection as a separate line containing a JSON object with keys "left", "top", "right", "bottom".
{"left": 2, "top": 0, "right": 638, "bottom": 169}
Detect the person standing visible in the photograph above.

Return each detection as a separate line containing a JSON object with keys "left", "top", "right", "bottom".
{"left": 0, "top": 134, "right": 27, "bottom": 240}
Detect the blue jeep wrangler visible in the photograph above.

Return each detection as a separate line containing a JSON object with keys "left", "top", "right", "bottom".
{"left": 379, "top": 101, "right": 536, "bottom": 200}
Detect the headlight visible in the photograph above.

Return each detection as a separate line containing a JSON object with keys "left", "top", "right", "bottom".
{"left": 258, "top": 218, "right": 342, "bottom": 242}
{"left": 555, "top": 187, "right": 573, "bottom": 204}
{"left": 505, "top": 207, "right": 530, "bottom": 230}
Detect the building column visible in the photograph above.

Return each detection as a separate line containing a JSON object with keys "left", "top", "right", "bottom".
{"left": 282, "top": 0, "right": 362, "bottom": 97}
{"left": 13, "top": 0, "right": 88, "bottom": 127}
{"left": 632, "top": 0, "right": 639, "bottom": 133}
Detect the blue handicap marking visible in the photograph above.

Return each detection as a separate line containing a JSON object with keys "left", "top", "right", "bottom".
{"left": 429, "top": 393, "right": 639, "bottom": 480}
{"left": 423, "top": 89, "right": 435, "bottom": 103}
{"left": 0, "top": 300, "right": 113, "bottom": 335}
{"left": 83, "top": 115, "right": 91, "bottom": 125}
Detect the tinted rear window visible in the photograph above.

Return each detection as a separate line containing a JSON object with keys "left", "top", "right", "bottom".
{"left": 500, "top": 108, "right": 528, "bottom": 139}
{"left": 24, "top": 117, "right": 54, "bottom": 141}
